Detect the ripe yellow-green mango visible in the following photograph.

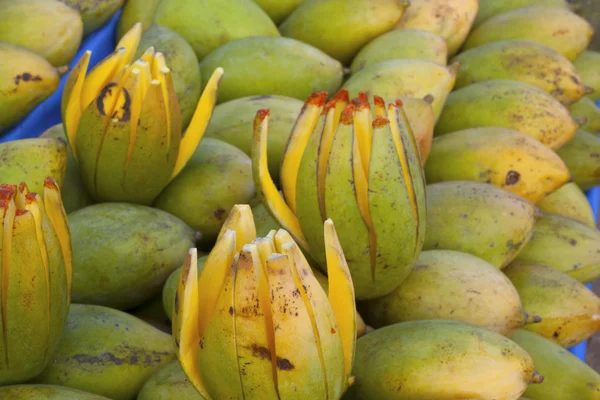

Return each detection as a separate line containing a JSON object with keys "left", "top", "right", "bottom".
{"left": 162, "top": 256, "right": 208, "bottom": 320}
{"left": 574, "top": 51, "right": 600, "bottom": 102}
{"left": 59, "top": 0, "right": 124, "bottom": 36}
{"left": 511, "top": 329, "right": 600, "bottom": 400}
{"left": 394, "top": 0, "right": 479, "bottom": 56}
{"left": 35, "top": 304, "right": 176, "bottom": 400}
{"left": 363, "top": 250, "right": 529, "bottom": 336}
{"left": 40, "top": 124, "right": 92, "bottom": 214}
{"left": 569, "top": 96, "right": 600, "bottom": 133}
{"left": 350, "top": 29, "right": 448, "bottom": 73}
{"left": 348, "top": 320, "right": 540, "bottom": 400}
{"left": 515, "top": 213, "right": 600, "bottom": 283}
{"left": 464, "top": 7, "right": 593, "bottom": 61}
{"left": 435, "top": 80, "right": 578, "bottom": 150}
{"left": 154, "top": 0, "right": 279, "bottom": 60}
{"left": 342, "top": 59, "right": 457, "bottom": 121}
{"left": 116, "top": 0, "right": 161, "bottom": 39}
{"left": 0, "top": 385, "right": 112, "bottom": 399}
{"left": 280, "top": 0, "right": 407, "bottom": 64}
{"left": 401, "top": 96, "right": 435, "bottom": 163}
{"left": 0, "top": 0, "right": 83, "bottom": 66}
{"left": 252, "top": 0, "right": 304, "bottom": 24}
{"left": 137, "top": 361, "right": 204, "bottom": 400}
{"left": 474, "top": 0, "right": 570, "bottom": 28}
{"left": 205, "top": 94, "right": 303, "bottom": 183}
{"left": 425, "top": 127, "right": 571, "bottom": 203}
{"left": 504, "top": 261, "right": 600, "bottom": 347}
{"left": 136, "top": 24, "right": 202, "bottom": 129}
{"left": 556, "top": 129, "right": 600, "bottom": 190}
{"left": 0, "top": 43, "right": 64, "bottom": 133}
{"left": 153, "top": 138, "right": 256, "bottom": 248}
{"left": 424, "top": 181, "right": 539, "bottom": 268}
{"left": 536, "top": 182, "right": 595, "bottom": 228}
{"left": 453, "top": 40, "right": 586, "bottom": 105}
{"left": 199, "top": 37, "right": 343, "bottom": 104}
{"left": 69, "top": 203, "right": 196, "bottom": 310}
{"left": 0, "top": 137, "right": 67, "bottom": 194}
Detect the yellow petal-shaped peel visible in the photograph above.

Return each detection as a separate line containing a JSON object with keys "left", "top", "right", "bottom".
{"left": 216, "top": 204, "right": 257, "bottom": 253}
{"left": 115, "top": 22, "right": 143, "bottom": 68}
{"left": 61, "top": 50, "right": 91, "bottom": 158}
{"left": 80, "top": 48, "right": 127, "bottom": 111}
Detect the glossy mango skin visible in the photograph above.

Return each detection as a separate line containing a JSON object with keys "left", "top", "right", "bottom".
{"left": 536, "top": 182, "right": 595, "bottom": 228}
{"left": 137, "top": 361, "right": 204, "bottom": 400}
{"left": 556, "top": 129, "right": 600, "bottom": 191}
{"left": 474, "top": 0, "right": 569, "bottom": 28}
{"left": 61, "top": 0, "right": 124, "bottom": 36}
{"left": 574, "top": 51, "right": 600, "bottom": 102}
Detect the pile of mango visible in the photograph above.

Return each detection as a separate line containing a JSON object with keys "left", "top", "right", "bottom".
{"left": 1, "top": 0, "right": 600, "bottom": 399}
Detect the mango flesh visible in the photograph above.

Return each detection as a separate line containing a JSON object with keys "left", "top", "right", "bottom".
{"left": 0, "top": 137, "right": 67, "bottom": 194}
{"left": 252, "top": 0, "right": 305, "bottom": 24}
{"left": 574, "top": 50, "right": 600, "bottom": 102}
{"left": 474, "top": 0, "right": 570, "bottom": 28}
{"left": 363, "top": 250, "right": 527, "bottom": 336}
{"left": 137, "top": 361, "right": 204, "bottom": 400}
{"left": 69, "top": 203, "right": 196, "bottom": 310}
{"left": 464, "top": 7, "right": 593, "bottom": 61}
{"left": 59, "top": 0, "right": 124, "bottom": 36}
{"left": 515, "top": 214, "right": 600, "bottom": 284}
{"left": 569, "top": 97, "right": 600, "bottom": 133}
{"left": 435, "top": 80, "right": 578, "bottom": 150}
{"left": 0, "top": 0, "right": 83, "bottom": 66}
{"left": 116, "top": 0, "right": 161, "bottom": 40}
{"left": 504, "top": 261, "right": 600, "bottom": 347}
{"left": 0, "top": 43, "right": 62, "bottom": 133}
{"left": 199, "top": 36, "right": 343, "bottom": 104}
{"left": 511, "top": 329, "right": 600, "bottom": 400}
{"left": 279, "top": 0, "right": 406, "bottom": 64}
{"left": 136, "top": 24, "right": 202, "bottom": 130}
{"left": 342, "top": 59, "right": 456, "bottom": 121}
{"left": 205, "top": 95, "right": 303, "bottom": 183}
{"left": 154, "top": 0, "right": 279, "bottom": 60}
{"left": 0, "top": 385, "right": 112, "bottom": 399}
{"left": 452, "top": 40, "right": 586, "bottom": 105}
{"left": 349, "top": 320, "right": 537, "bottom": 400}
{"left": 153, "top": 138, "right": 256, "bottom": 248}
{"left": 556, "top": 129, "right": 600, "bottom": 190}
{"left": 350, "top": 29, "right": 448, "bottom": 73}
{"left": 162, "top": 256, "right": 208, "bottom": 320}
{"left": 40, "top": 124, "right": 92, "bottom": 214}
{"left": 34, "top": 304, "right": 176, "bottom": 400}
{"left": 536, "top": 182, "right": 595, "bottom": 228}
{"left": 423, "top": 181, "right": 539, "bottom": 268}
{"left": 425, "top": 127, "right": 571, "bottom": 203}
{"left": 394, "top": 0, "right": 479, "bottom": 56}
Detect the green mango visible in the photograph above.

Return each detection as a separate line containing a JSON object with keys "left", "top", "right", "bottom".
{"left": 556, "top": 129, "right": 600, "bottom": 190}
{"left": 280, "top": 0, "right": 407, "bottom": 64}
{"left": 129, "top": 295, "right": 171, "bottom": 333}
{"left": 504, "top": 261, "right": 600, "bottom": 348}
{"left": 342, "top": 59, "right": 457, "bottom": 121}
{"left": 59, "top": 0, "right": 124, "bottom": 36}
{"left": 0, "top": 137, "right": 67, "bottom": 194}
{"left": 511, "top": 329, "right": 600, "bottom": 399}
{"left": 350, "top": 29, "right": 448, "bottom": 73}
{"left": 116, "top": 0, "right": 161, "bottom": 39}
{"left": 452, "top": 40, "right": 586, "bottom": 105}
{"left": 35, "top": 304, "right": 176, "bottom": 400}
{"left": 252, "top": 0, "right": 304, "bottom": 24}
{"left": 137, "top": 361, "right": 204, "bottom": 400}
{"left": 252, "top": 202, "right": 282, "bottom": 237}
{"left": 536, "top": 182, "right": 595, "bottom": 228}
{"left": 569, "top": 96, "right": 600, "bottom": 133}
{"left": 162, "top": 256, "right": 208, "bottom": 320}
{"left": 69, "top": 203, "right": 196, "bottom": 310}
{"left": 40, "top": 124, "right": 93, "bottom": 214}
{"left": 464, "top": 7, "right": 593, "bottom": 61}
{"left": 154, "top": 0, "right": 279, "bottom": 61}
{"left": 574, "top": 51, "right": 600, "bottom": 102}
{"left": 0, "top": 385, "right": 111, "bottom": 399}
{"left": 205, "top": 95, "right": 303, "bottom": 183}
{"left": 153, "top": 138, "right": 256, "bottom": 248}
{"left": 0, "top": 0, "right": 83, "bottom": 66}
{"left": 135, "top": 24, "right": 202, "bottom": 130}
{"left": 515, "top": 213, "right": 600, "bottom": 283}
{"left": 348, "top": 320, "right": 540, "bottom": 399}
{"left": 362, "top": 250, "right": 529, "bottom": 336}
{"left": 424, "top": 181, "right": 539, "bottom": 268}
{"left": 474, "top": 0, "right": 569, "bottom": 28}
{"left": 435, "top": 80, "right": 578, "bottom": 150}
{"left": 199, "top": 37, "right": 343, "bottom": 104}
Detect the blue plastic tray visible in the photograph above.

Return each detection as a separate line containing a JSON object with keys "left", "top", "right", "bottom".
{"left": 0, "top": 8, "right": 595, "bottom": 361}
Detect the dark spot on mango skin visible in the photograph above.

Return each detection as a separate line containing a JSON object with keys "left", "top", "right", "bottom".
{"left": 97, "top": 83, "right": 131, "bottom": 121}
{"left": 213, "top": 208, "right": 226, "bottom": 220}
{"left": 70, "top": 348, "right": 171, "bottom": 366}
{"left": 251, "top": 344, "right": 271, "bottom": 360}
{"left": 13, "top": 72, "right": 43, "bottom": 85}
{"left": 505, "top": 170, "right": 520, "bottom": 185}
{"left": 276, "top": 357, "right": 295, "bottom": 370}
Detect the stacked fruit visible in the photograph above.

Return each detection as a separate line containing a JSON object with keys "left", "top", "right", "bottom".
{"left": 1, "top": 0, "right": 600, "bottom": 399}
